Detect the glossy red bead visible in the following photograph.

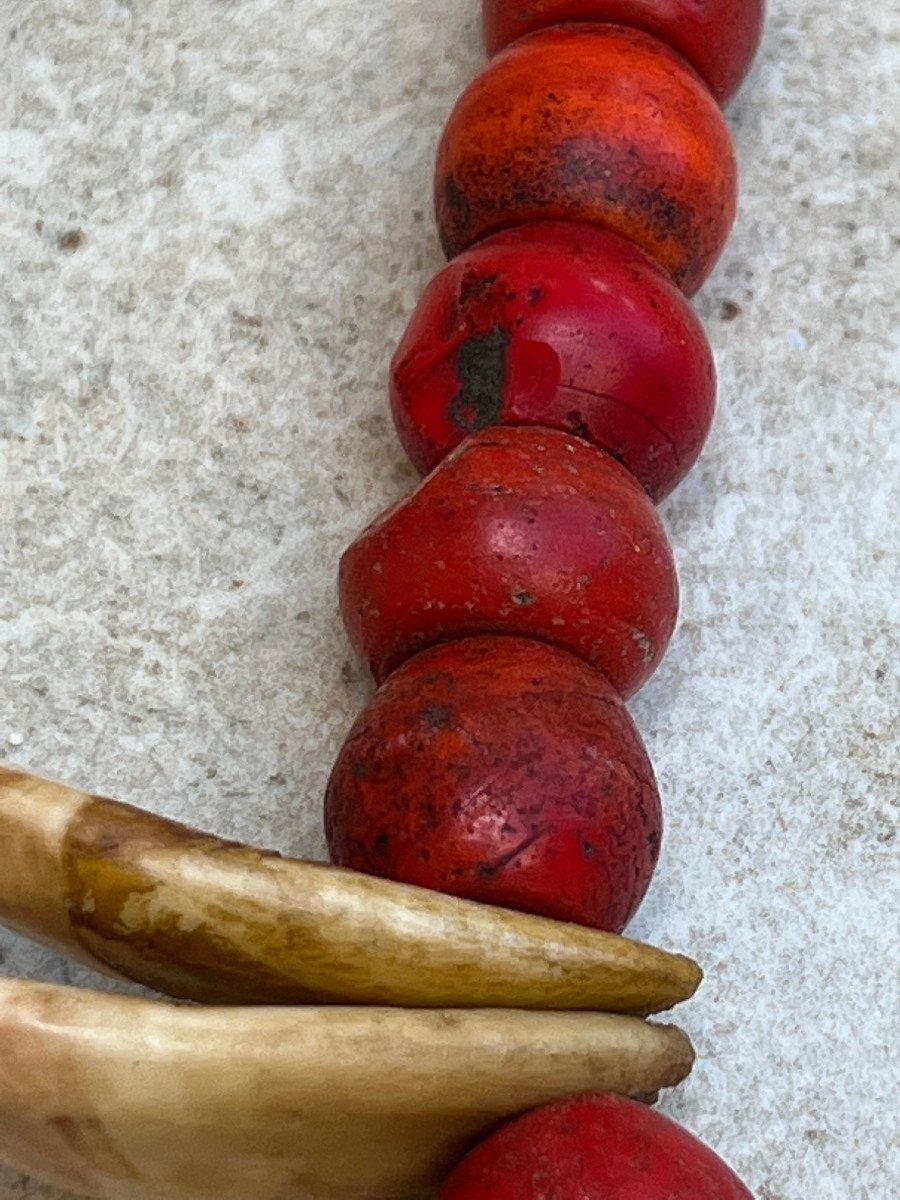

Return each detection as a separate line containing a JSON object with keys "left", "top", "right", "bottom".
{"left": 390, "top": 222, "right": 716, "bottom": 502}
{"left": 482, "top": 0, "right": 766, "bottom": 106}
{"left": 339, "top": 426, "right": 679, "bottom": 698}
{"left": 326, "top": 637, "right": 662, "bottom": 932}
{"left": 435, "top": 25, "right": 738, "bottom": 295}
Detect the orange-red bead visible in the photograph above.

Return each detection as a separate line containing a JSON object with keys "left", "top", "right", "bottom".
{"left": 435, "top": 25, "right": 738, "bottom": 295}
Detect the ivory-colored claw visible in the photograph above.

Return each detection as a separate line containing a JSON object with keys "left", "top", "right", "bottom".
{"left": 0, "top": 766, "right": 701, "bottom": 1014}
{"left": 0, "top": 978, "right": 695, "bottom": 1200}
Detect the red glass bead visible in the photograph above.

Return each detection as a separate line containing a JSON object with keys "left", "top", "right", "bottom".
{"left": 482, "top": 0, "right": 766, "bottom": 107}
{"left": 339, "top": 426, "right": 679, "bottom": 698}
{"left": 326, "top": 637, "right": 662, "bottom": 932}
{"left": 434, "top": 25, "right": 738, "bottom": 296}
{"left": 390, "top": 222, "right": 716, "bottom": 503}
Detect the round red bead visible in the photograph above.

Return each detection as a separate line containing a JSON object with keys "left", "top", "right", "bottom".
{"left": 434, "top": 25, "right": 738, "bottom": 295}
{"left": 482, "top": 0, "right": 766, "bottom": 106}
{"left": 391, "top": 222, "right": 716, "bottom": 502}
{"left": 339, "top": 426, "right": 679, "bottom": 698}
{"left": 326, "top": 637, "right": 662, "bottom": 932}
{"left": 441, "top": 1093, "right": 755, "bottom": 1200}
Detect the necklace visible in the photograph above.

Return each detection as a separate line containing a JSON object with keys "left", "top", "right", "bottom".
{"left": 5, "top": 2, "right": 888, "bottom": 1200}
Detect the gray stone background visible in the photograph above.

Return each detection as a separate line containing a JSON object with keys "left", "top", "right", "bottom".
{"left": 1, "top": 1, "right": 897, "bottom": 1197}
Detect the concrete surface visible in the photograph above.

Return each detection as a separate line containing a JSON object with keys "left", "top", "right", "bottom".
{"left": 1, "top": 1, "right": 897, "bottom": 1197}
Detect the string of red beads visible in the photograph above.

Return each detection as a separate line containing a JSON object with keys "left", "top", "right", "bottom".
{"left": 327, "top": 2, "right": 766, "bottom": 1190}
{"left": 328, "top": 6, "right": 763, "bottom": 935}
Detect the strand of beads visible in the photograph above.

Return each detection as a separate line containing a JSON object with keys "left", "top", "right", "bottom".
{"left": 328, "top": 2, "right": 765, "bottom": 1193}
{"left": 328, "top": 1, "right": 764, "bottom": 938}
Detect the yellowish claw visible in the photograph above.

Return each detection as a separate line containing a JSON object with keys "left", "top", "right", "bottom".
{"left": 0, "top": 978, "right": 695, "bottom": 1200}
{"left": 0, "top": 765, "right": 701, "bottom": 1014}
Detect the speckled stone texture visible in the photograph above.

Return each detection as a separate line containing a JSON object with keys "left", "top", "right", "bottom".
{"left": 0, "top": 2, "right": 897, "bottom": 1198}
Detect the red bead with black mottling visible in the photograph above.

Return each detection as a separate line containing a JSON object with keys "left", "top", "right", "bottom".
{"left": 325, "top": 637, "right": 662, "bottom": 932}
{"left": 482, "top": 0, "right": 766, "bottom": 107}
{"left": 434, "top": 25, "right": 738, "bottom": 296}
{"left": 338, "top": 426, "right": 679, "bottom": 698}
{"left": 390, "top": 222, "right": 716, "bottom": 502}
